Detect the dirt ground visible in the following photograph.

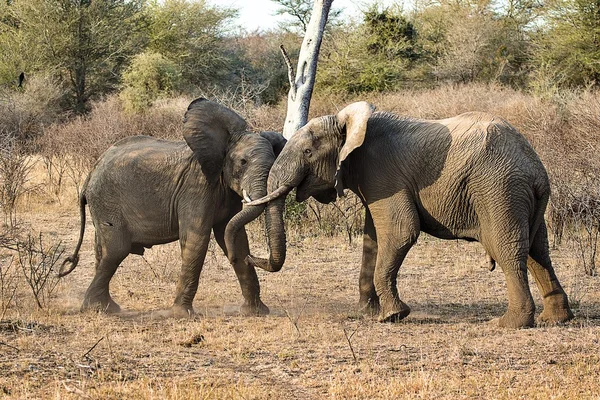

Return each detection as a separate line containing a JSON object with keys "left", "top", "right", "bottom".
{"left": 1, "top": 202, "right": 600, "bottom": 399}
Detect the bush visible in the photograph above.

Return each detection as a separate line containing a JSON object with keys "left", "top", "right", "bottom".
{"left": 120, "top": 51, "right": 182, "bottom": 113}
{"left": 0, "top": 74, "right": 64, "bottom": 144}
{"left": 0, "top": 136, "right": 37, "bottom": 227}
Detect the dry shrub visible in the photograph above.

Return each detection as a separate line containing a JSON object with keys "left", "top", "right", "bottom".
{"left": 0, "top": 75, "right": 64, "bottom": 144}
{"left": 0, "top": 135, "right": 38, "bottom": 226}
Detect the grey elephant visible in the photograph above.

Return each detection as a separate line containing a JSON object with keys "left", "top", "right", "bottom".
{"left": 59, "top": 98, "right": 286, "bottom": 317}
{"left": 246, "top": 101, "right": 574, "bottom": 328}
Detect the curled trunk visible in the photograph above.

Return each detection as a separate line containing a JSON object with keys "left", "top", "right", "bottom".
{"left": 224, "top": 202, "right": 266, "bottom": 265}
{"left": 246, "top": 196, "right": 287, "bottom": 272}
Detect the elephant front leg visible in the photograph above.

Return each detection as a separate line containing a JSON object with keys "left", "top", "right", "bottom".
{"left": 171, "top": 229, "right": 212, "bottom": 318}
{"left": 374, "top": 239, "right": 414, "bottom": 322}
{"left": 214, "top": 223, "right": 269, "bottom": 316}
{"left": 370, "top": 197, "right": 419, "bottom": 322}
{"left": 358, "top": 208, "right": 379, "bottom": 315}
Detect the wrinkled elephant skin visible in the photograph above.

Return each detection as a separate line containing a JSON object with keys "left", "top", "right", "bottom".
{"left": 256, "top": 102, "right": 574, "bottom": 328}
{"left": 60, "top": 98, "right": 286, "bottom": 317}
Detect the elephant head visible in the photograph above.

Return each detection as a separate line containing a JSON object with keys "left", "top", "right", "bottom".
{"left": 245, "top": 102, "right": 375, "bottom": 271}
{"left": 183, "top": 98, "right": 287, "bottom": 269}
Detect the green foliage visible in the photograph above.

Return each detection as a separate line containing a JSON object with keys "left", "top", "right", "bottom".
{"left": 363, "top": 6, "right": 418, "bottom": 61}
{"left": 271, "top": 0, "right": 343, "bottom": 33}
{"left": 147, "top": 0, "right": 238, "bottom": 89}
{"left": 317, "top": 7, "right": 420, "bottom": 94}
{"left": 530, "top": 0, "right": 600, "bottom": 90}
{"left": 120, "top": 51, "right": 181, "bottom": 113}
{"left": 0, "top": 0, "right": 147, "bottom": 113}
{"left": 284, "top": 192, "right": 308, "bottom": 224}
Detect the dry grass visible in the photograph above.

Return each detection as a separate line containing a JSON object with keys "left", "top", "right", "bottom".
{"left": 1, "top": 164, "right": 600, "bottom": 399}
{"left": 1, "top": 207, "right": 599, "bottom": 399}
{"left": 2, "top": 85, "right": 600, "bottom": 398}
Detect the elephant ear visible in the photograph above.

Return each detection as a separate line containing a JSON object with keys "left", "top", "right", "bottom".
{"left": 334, "top": 102, "right": 375, "bottom": 197}
{"left": 183, "top": 98, "right": 248, "bottom": 181}
{"left": 259, "top": 131, "right": 287, "bottom": 158}
{"left": 336, "top": 101, "right": 376, "bottom": 164}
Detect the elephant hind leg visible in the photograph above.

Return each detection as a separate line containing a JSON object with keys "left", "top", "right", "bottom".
{"left": 496, "top": 258, "right": 535, "bottom": 328}
{"left": 484, "top": 229, "right": 535, "bottom": 328}
{"left": 527, "top": 223, "right": 573, "bottom": 325}
{"left": 82, "top": 230, "right": 129, "bottom": 313}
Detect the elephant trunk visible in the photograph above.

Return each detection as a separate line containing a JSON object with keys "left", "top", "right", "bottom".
{"left": 246, "top": 195, "right": 287, "bottom": 272}
{"left": 224, "top": 203, "right": 266, "bottom": 266}
{"left": 224, "top": 178, "right": 268, "bottom": 265}
{"left": 245, "top": 159, "right": 303, "bottom": 272}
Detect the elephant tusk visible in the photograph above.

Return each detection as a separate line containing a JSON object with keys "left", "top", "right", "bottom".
{"left": 244, "top": 185, "right": 290, "bottom": 206}
{"left": 242, "top": 189, "right": 252, "bottom": 203}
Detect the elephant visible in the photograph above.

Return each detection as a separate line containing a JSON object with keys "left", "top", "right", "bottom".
{"left": 59, "top": 98, "right": 286, "bottom": 318}
{"left": 246, "top": 101, "right": 574, "bottom": 328}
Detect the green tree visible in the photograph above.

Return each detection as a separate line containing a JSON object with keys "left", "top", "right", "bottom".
{"left": 414, "top": 0, "right": 531, "bottom": 85}
{"left": 271, "top": 0, "right": 342, "bottom": 33}
{"left": 147, "top": 0, "right": 238, "bottom": 89}
{"left": 317, "top": 6, "right": 420, "bottom": 93}
{"left": 530, "top": 0, "right": 600, "bottom": 89}
{"left": 0, "top": 0, "right": 147, "bottom": 113}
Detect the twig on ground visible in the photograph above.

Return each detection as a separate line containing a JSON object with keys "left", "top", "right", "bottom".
{"left": 342, "top": 324, "right": 360, "bottom": 363}
{"left": 81, "top": 337, "right": 104, "bottom": 359}
{"left": 0, "top": 341, "right": 19, "bottom": 352}
{"left": 276, "top": 295, "right": 310, "bottom": 336}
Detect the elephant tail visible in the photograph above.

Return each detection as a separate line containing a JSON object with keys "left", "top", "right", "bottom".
{"left": 529, "top": 174, "right": 551, "bottom": 248}
{"left": 58, "top": 183, "right": 88, "bottom": 278}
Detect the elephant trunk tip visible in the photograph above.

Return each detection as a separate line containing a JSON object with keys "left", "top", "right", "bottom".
{"left": 246, "top": 254, "right": 283, "bottom": 272}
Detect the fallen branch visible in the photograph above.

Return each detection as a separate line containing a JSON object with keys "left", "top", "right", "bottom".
{"left": 0, "top": 340, "right": 19, "bottom": 352}
{"left": 81, "top": 336, "right": 104, "bottom": 359}
{"left": 342, "top": 325, "right": 359, "bottom": 363}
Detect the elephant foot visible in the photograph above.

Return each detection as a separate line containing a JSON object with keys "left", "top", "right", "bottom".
{"left": 168, "top": 304, "right": 195, "bottom": 319}
{"left": 537, "top": 294, "right": 574, "bottom": 326}
{"left": 493, "top": 309, "right": 535, "bottom": 329}
{"left": 240, "top": 300, "right": 270, "bottom": 316}
{"left": 378, "top": 300, "right": 411, "bottom": 323}
{"left": 80, "top": 298, "right": 121, "bottom": 314}
{"left": 81, "top": 295, "right": 121, "bottom": 314}
{"left": 358, "top": 297, "right": 380, "bottom": 316}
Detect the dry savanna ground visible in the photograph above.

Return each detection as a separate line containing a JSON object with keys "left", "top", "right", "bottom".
{"left": 1, "top": 159, "right": 600, "bottom": 400}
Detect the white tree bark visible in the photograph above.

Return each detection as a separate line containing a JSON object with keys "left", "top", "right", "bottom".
{"left": 282, "top": 0, "right": 333, "bottom": 140}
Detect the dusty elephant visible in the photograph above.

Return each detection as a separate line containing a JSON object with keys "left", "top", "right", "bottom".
{"left": 247, "top": 102, "right": 574, "bottom": 328}
{"left": 59, "top": 98, "right": 286, "bottom": 317}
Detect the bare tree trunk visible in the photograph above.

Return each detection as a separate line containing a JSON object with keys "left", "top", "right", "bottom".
{"left": 282, "top": 0, "right": 333, "bottom": 140}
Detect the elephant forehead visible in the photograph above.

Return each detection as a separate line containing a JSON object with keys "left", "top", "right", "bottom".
{"left": 229, "top": 135, "right": 273, "bottom": 158}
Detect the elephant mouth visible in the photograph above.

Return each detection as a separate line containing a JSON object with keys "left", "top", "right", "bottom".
{"left": 296, "top": 176, "right": 336, "bottom": 203}
{"left": 312, "top": 188, "right": 337, "bottom": 204}
{"left": 295, "top": 177, "right": 312, "bottom": 202}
